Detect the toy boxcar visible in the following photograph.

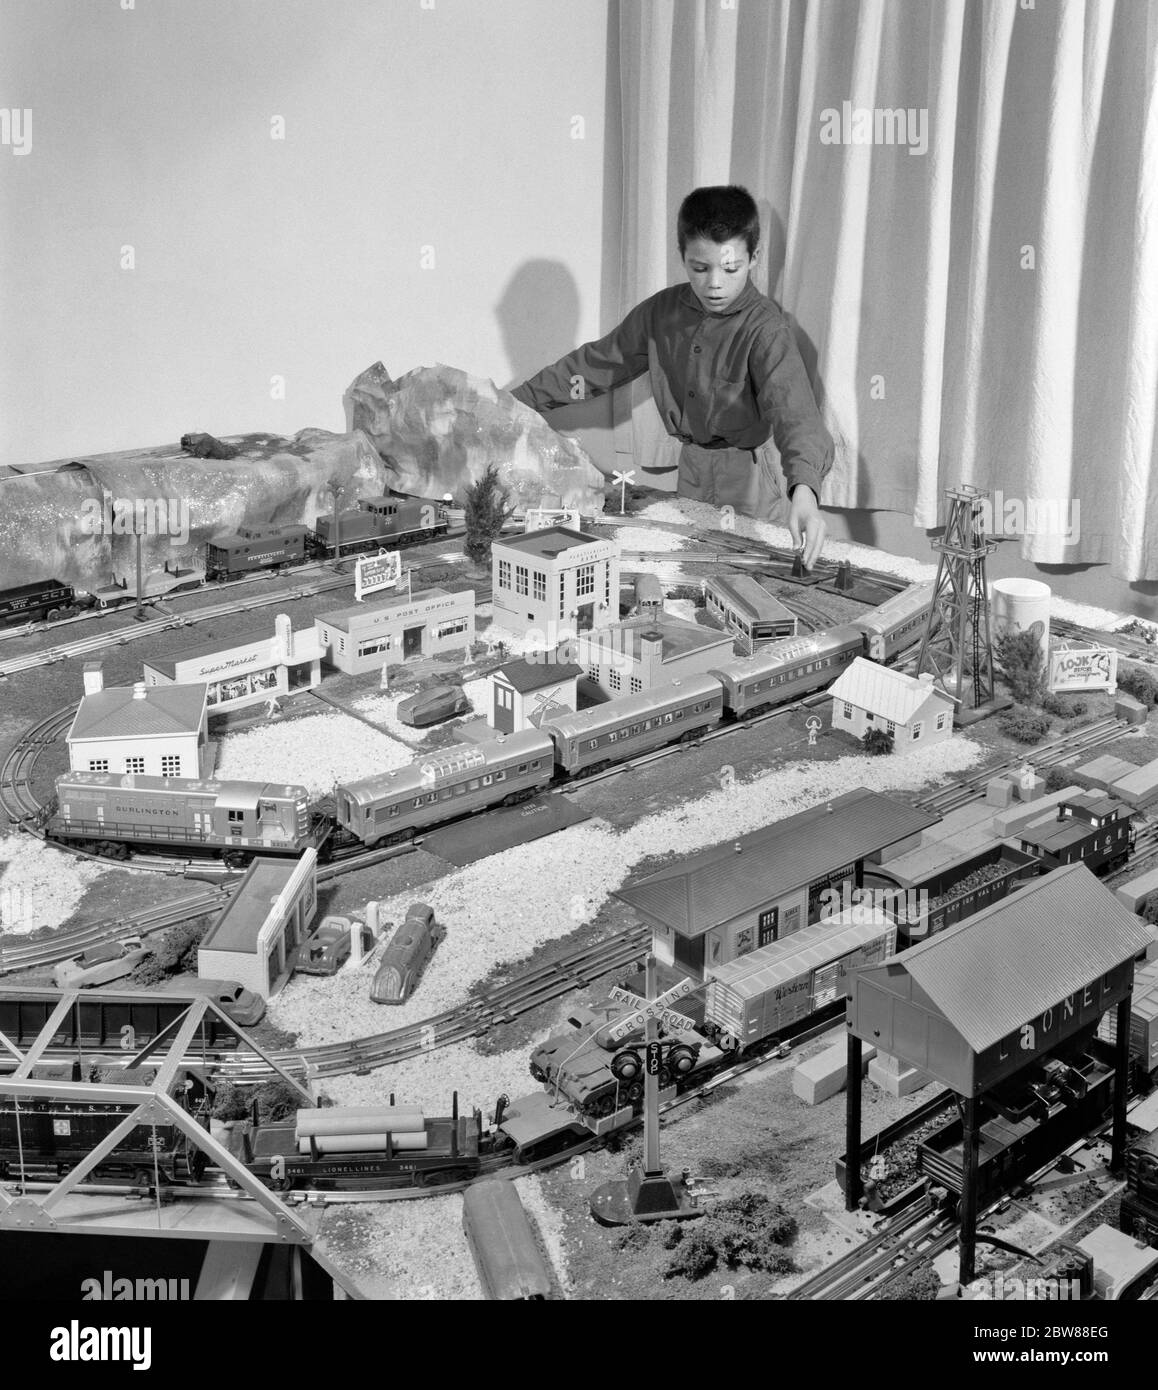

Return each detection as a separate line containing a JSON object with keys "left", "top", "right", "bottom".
{"left": 703, "top": 916, "right": 897, "bottom": 1049}
{"left": 47, "top": 773, "right": 315, "bottom": 861}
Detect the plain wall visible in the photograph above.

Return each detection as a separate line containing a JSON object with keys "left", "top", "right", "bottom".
{"left": 0, "top": 0, "right": 618, "bottom": 468}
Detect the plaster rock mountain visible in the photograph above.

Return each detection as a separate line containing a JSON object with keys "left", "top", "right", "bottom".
{"left": 344, "top": 361, "right": 607, "bottom": 514}
{"left": 0, "top": 428, "right": 385, "bottom": 594}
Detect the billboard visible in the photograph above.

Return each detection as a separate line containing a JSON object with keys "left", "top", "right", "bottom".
{"left": 1048, "top": 642, "right": 1117, "bottom": 693}
{"left": 355, "top": 550, "right": 402, "bottom": 601}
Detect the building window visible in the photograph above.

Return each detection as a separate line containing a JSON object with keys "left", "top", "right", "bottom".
{"left": 88, "top": 759, "right": 109, "bottom": 772}
{"left": 124, "top": 757, "right": 145, "bottom": 774}
{"left": 498, "top": 560, "right": 511, "bottom": 590}
{"left": 227, "top": 809, "right": 244, "bottom": 823}
{"left": 576, "top": 563, "right": 595, "bottom": 598}
{"left": 911, "top": 722, "right": 923, "bottom": 740}
{"left": 161, "top": 755, "right": 181, "bottom": 777}
{"left": 497, "top": 687, "right": 513, "bottom": 710}
{"left": 587, "top": 666, "right": 600, "bottom": 683}
{"left": 842, "top": 702, "right": 853, "bottom": 719}
{"left": 608, "top": 669, "right": 621, "bottom": 691}
{"left": 516, "top": 565, "right": 529, "bottom": 597}
{"left": 436, "top": 617, "right": 468, "bottom": 639}
{"left": 935, "top": 712, "right": 948, "bottom": 730}
{"left": 630, "top": 677, "right": 642, "bottom": 694}
{"left": 359, "top": 637, "right": 392, "bottom": 657}
{"left": 886, "top": 720, "right": 895, "bottom": 735}
{"left": 559, "top": 577, "right": 566, "bottom": 619}
{"left": 533, "top": 570, "right": 546, "bottom": 602}
{"left": 605, "top": 568, "right": 611, "bottom": 605}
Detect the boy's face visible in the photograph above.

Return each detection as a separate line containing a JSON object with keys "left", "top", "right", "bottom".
{"left": 682, "top": 236, "right": 756, "bottom": 314}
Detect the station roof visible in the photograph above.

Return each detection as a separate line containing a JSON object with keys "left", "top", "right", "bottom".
{"left": 860, "top": 863, "right": 1150, "bottom": 1054}
{"left": 614, "top": 788, "right": 939, "bottom": 937}
{"left": 317, "top": 587, "right": 463, "bottom": 629}
{"left": 69, "top": 683, "right": 207, "bottom": 740}
{"left": 145, "top": 627, "right": 272, "bottom": 679}
{"left": 583, "top": 617, "right": 733, "bottom": 662}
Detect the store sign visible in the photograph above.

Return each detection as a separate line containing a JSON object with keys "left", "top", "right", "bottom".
{"left": 355, "top": 550, "right": 402, "bottom": 601}
{"left": 1048, "top": 643, "right": 1117, "bottom": 692}
{"left": 524, "top": 507, "right": 582, "bottom": 532}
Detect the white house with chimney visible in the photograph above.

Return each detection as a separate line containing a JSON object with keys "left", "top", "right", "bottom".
{"left": 827, "top": 657, "right": 955, "bottom": 752}
{"left": 67, "top": 665, "right": 211, "bottom": 778}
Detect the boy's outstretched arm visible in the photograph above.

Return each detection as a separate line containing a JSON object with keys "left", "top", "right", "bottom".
{"left": 752, "top": 322, "right": 834, "bottom": 570}
{"left": 511, "top": 300, "right": 652, "bottom": 413}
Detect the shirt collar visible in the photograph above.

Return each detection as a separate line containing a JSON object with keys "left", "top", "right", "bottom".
{"left": 677, "top": 278, "right": 761, "bottom": 318}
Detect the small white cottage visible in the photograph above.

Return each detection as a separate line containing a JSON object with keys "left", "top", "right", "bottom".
{"left": 828, "top": 657, "right": 954, "bottom": 752}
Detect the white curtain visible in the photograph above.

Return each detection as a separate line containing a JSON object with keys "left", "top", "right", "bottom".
{"left": 616, "top": 0, "right": 1158, "bottom": 578}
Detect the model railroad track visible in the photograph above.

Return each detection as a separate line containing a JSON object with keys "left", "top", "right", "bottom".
{"left": 0, "top": 705, "right": 75, "bottom": 829}
{"left": 913, "top": 717, "right": 1129, "bottom": 817}
{"left": 786, "top": 1194, "right": 948, "bottom": 1300}
{"left": 216, "top": 925, "right": 652, "bottom": 1080}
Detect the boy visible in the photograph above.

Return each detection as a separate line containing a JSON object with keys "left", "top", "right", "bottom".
{"left": 510, "top": 185, "right": 832, "bottom": 568}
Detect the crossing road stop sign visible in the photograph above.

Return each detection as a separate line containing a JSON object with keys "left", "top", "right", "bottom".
{"left": 645, "top": 1041, "right": 664, "bottom": 1076}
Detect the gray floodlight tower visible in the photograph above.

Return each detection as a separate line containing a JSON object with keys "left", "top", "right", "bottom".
{"left": 915, "top": 485, "right": 999, "bottom": 721}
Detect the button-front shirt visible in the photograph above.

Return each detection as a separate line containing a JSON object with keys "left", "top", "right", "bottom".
{"left": 511, "top": 279, "right": 833, "bottom": 499}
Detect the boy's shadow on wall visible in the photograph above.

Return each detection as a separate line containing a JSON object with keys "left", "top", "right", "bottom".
{"left": 495, "top": 260, "right": 581, "bottom": 395}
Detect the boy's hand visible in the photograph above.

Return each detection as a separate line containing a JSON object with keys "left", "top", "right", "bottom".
{"left": 787, "top": 484, "right": 827, "bottom": 570}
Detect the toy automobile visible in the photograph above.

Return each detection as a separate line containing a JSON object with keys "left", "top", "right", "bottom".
{"left": 296, "top": 916, "right": 375, "bottom": 976}
{"left": 370, "top": 903, "right": 445, "bottom": 1004}
{"left": 53, "top": 935, "right": 152, "bottom": 990}
{"left": 158, "top": 977, "right": 266, "bottom": 1027}
{"left": 396, "top": 684, "right": 470, "bottom": 728}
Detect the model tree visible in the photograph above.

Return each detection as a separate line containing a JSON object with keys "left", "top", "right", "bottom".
{"left": 463, "top": 463, "right": 516, "bottom": 568}
{"left": 994, "top": 628, "right": 1047, "bottom": 705}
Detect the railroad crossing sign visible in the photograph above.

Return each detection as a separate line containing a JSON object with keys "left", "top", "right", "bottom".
{"left": 611, "top": 469, "right": 636, "bottom": 515}
{"left": 605, "top": 978, "right": 697, "bottom": 1043}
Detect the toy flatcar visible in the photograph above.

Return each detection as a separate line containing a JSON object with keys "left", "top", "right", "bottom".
{"left": 47, "top": 773, "right": 316, "bottom": 863}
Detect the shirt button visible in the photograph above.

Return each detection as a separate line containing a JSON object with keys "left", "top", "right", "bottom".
{"left": 688, "top": 390, "right": 695, "bottom": 398}
{"left": 693, "top": 345, "right": 702, "bottom": 354}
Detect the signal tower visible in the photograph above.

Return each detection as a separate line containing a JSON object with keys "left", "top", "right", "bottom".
{"left": 915, "top": 485, "right": 1000, "bottom": 720}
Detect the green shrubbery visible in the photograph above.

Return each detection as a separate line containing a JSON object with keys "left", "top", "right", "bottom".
{"left": 998, "top": 708, "right": 1052, "bottom": 744}
{"left": 211, "top": 1078, "right": 313, "bottom": 1123}
{"left": 861, "top": 727, "right": 894, "bottom": 756}
{"left": 994, "top": 630, "right": 1047, "bottom": 705}
{"left": 662, "top": 1193, "right": 799, "bottom": 1282}
{"left": 1041, "top": 692, "right": 1088, "bottom": 718}
{"left": 1117, "top": 663, "right": 1158, "bottom": 706}
{"left": 128, "top": 917, "right": 210, "bottom": 986}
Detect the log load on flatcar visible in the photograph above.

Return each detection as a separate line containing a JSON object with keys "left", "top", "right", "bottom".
{"left": 228, "top": 1095, "right": 482, "bottom": 1190}
{"left": 312, "top": 496, "right": 448, "bottom": 556}
{"left": 334, "top": 730, "right": 554, "bottom": 847}
{"left": 0, "top": 1064, "right": 215, "bottom": 1186}
{"left": 46, "top": 773, "right": 316, "bottom": 862}
{"left": 1017, "top": 793, "right": 1136, "bottom": 875}
{"left": 0, "top": 578, "right": 88, "bottom": 626}
{"left": 204, "top": 524, "right": 314, "bottom": 582}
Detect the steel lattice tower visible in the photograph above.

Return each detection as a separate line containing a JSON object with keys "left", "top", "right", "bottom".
{"left": 915, "top": 485, "right": 996, "bottom": 710}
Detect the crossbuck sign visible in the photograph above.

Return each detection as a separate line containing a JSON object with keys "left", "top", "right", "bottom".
{"left": 605, "top": 977, "right": 697, "bottom": 1044}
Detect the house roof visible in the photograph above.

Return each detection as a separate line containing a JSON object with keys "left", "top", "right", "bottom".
{"left": 828, "top": 657, "right": 951, "bottom": 725}
{"left": 614, "top": 788, "right": 939, "bottom": 937}
{"left": 880, "top": 863, "right": 1150, "bottom": 1052}
{"left": 493, "top": 659, "right": 584, "bottom": 694}
{"left": 317, "top": 587, "right": 464, "bottom": 630}
{"left": 69, "top": 684, "right": 208, "bottom": 741}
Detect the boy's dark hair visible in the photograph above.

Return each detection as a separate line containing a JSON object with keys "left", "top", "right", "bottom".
{"left": 677, "top": 185, "right": 761, "bottom": 258}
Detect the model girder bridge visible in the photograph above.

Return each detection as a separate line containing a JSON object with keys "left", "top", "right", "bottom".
{"left": 0, "top": 987, "right": 312, "bottom": 1249}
